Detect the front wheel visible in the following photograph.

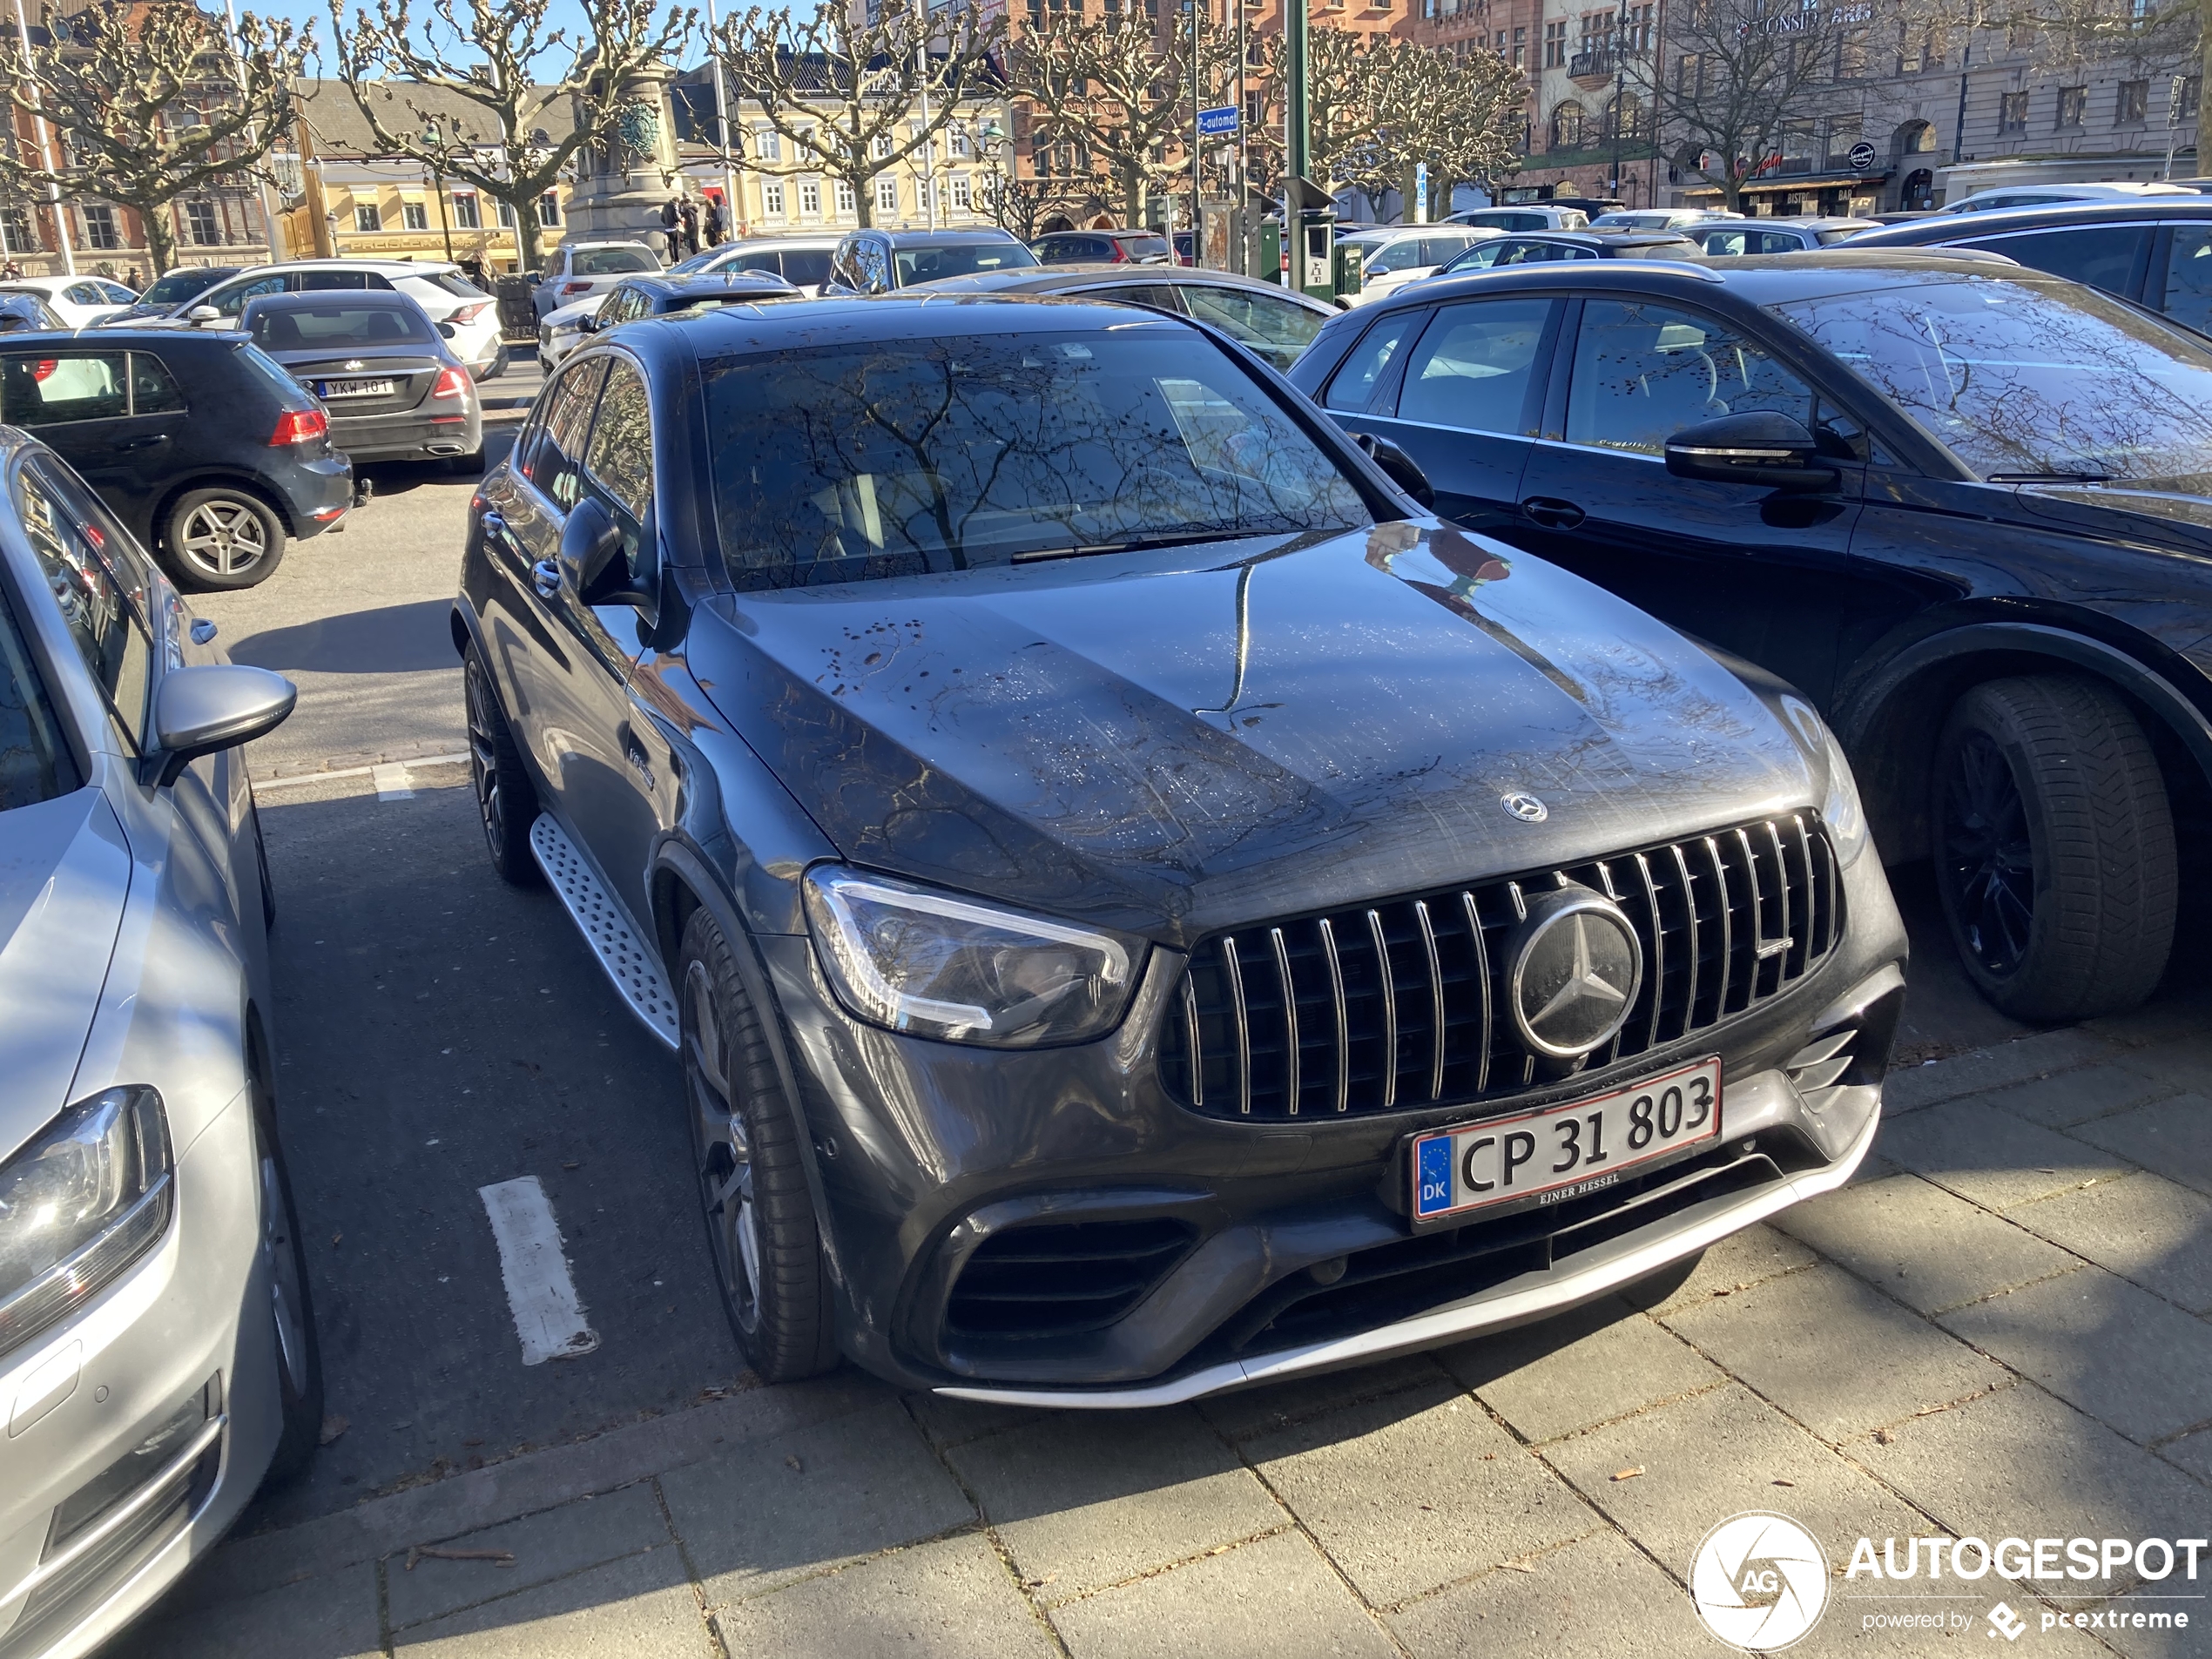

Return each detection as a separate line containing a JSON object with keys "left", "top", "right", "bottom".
{"left": 1932, "top": 673, "right": 2176, "bottom": 1021}
{"left": 164, "top": 487, "right": 286, "bottom": 590}
{"left": 678, "top": 907, "right": 838, "bottom": 1383}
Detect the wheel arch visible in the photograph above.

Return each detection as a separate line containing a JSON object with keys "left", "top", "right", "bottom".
{"left": 152, "top": 470, "right": 301, "bottom": 546}
{"left": 1836, "top": 622, "right": 2212, "bottom": 862}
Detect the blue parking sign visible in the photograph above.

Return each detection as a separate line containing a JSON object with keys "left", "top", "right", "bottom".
{"left": 1197, "top": 105, "right": 1239, "bottom": 138}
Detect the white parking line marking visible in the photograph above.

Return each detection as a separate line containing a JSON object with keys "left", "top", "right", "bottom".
{"left": 478, "top": 1177, "right": 599, "bottom": 1366}
{"left": 371, "top": 763, "right": 415, "bottom": 801}
{"left": 254, "top": 753, "right": 470, "bottom": 794}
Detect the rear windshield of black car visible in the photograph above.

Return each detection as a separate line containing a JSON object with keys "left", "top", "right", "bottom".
{"left": 701, "top": 327, "right": 1372, "bottom": 590}
{"left": 894, "top": 242, "right": 1041, "bottom": 285}
{"left": 248, "top": 302, "right": 435, "bottom": 348}
{"left": 1773, "top": 274, "right": 2212, "bottom": 482}
{"left": 572, "top": 247, "right": 658, "bottom": 276}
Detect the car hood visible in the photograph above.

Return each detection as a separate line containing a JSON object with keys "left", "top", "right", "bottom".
{"left": 543, "top": 294, "right": 609, "bottom": 328}
{"left": 2014, "top": 478, "right": 2212, "bottom": 552}
{"left": 0, "top": 788, "right": 132, "bottom": 1162}
{"left": 689, "top": 523, "right": 1818, "bottom": 944}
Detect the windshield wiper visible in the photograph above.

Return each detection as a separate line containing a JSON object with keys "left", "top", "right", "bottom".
{"left": 1012, "top": 530, "right": 1264, "bottom": 563}
{"left": 1986, "top": 470, "right": 2114, "bottom": 484}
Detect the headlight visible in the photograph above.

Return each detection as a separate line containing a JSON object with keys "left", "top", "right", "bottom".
{"left": 0, "top": 1086, "right": 172, "bottom": 1360}
{"left": 803, "top": 867, "right": 1142, "bottom": 1047}
{"left": 1820, "top": 725, "right": 1871, "bottom": 868}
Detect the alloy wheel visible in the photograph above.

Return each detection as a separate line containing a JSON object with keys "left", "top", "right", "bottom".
{"left": 683, "top": 960, "right": 761, "bottom": 1332}
{"left": 463, "top": 663, "right": 504, "bottom": 858}
{"left": 177, "top": 498, "right": 270, "bottom": 579}
{"left": 1939, "top": 728, "right": 2034, "bottom": 975}
{"left": 261, "top": 1148, "right": 313, "bottom": 1399}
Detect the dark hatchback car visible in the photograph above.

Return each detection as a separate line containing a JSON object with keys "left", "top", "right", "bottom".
{"left": 823, "top": 227, "right": 1040, "bottom": 294}
{"left": 0, "top": 293, "right": 64, "bottom": 334}
{"left": 96, "top": 264, "right": 242, "bottom": 326}
{"left": 242, "top": 291, "right": 482, "bottom": 470}
{"left": 1840, "top": 199, "right": 2212, "bottom": 337}
{"left": 1290, "top": 252, "right": 2212, "bottom": 1021}
{"left": 1033, "top": 228, "right": 1175, "bottom": 266}
{"left": 0, "top": 328, "right": 348, "bottom": 589}
{"left": 915, "top": 265, "right": 1333, "bottom": 370}
{"left": 453, "top": 293, "right": 1904, "bottom": 1403}
{"left": 1433, "top": 229, "right": 1701, "bottom": 274}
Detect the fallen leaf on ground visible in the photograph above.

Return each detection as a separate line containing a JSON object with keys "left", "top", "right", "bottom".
{"left": 786, "top": 1454, "right": 804, "bottom": 1473}
{"left": 1772, "top": 1478, "right": 1796, "bottom": 1487}
{"left": 405, "top": 1546, "right": 516, "bottom": 1571}
{"left": 1611, "top": 1467, "right": 1646, "bottom": 1482}
{"left": 1873, "top": 1427, "right": 1898, "bottom": 1445}
{"left": 1500, "top": 1561, "right": 1537, "bottom": 1574}
{"left": 318, "top": 1414, "right": 349, "bottom": 1447}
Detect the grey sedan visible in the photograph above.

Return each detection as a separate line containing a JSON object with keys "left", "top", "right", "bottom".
{"left": 0, "top": 431, "right": 318, "bottom": 1658}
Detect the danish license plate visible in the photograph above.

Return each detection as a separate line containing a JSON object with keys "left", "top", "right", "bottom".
{"left": 1411, "top": 1057, "right": 1721, "bottom": 1225}
{"left": 319, "top": 377, "right": 395, "bottom": 399}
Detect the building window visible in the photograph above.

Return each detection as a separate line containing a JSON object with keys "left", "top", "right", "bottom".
{"left": 2182, "top": 77, "right": 2203, "bottom": 121}
{"left": 1544, "top": 19, "right": 1566, "bottom": 66}
{"left": 538, "top": 193, "right": 561, "bottom": 226}
{"left": 185, "top": 199, "right": 220, "bottom": 245}
{"left": 402, "top": 199, "right": 429, "bottom": 230}
{"left": 1512, "top": 24, "right": 1526, "bottom": 65}
{"left": 950, "top": 125, "right": 970, "bottom": 158}
{"left": 753, "top": 127, "right": 781, "bottom": 162}
{"left": 873, "top": 133, "right": 895, "bottom": 159}
{"left": 452, "top": 192, "right": 481, "bottom": 228}
{"left": 1999, "top": 91, "right": 2028, "bottom": 133}
{"left": 496, "top": 197, "right": 516, "bottom": 226}
{"left": 800, "top": 179, "right": 821, "bottom": 216}
{"left": 2056, "top": 84, "right": 2087, "bottom": 128}
{"left": 354, "top": 201, "right": 381, "bottom": 232}
{"left": 836, "top": 179, "right": 857, "bottom": 214}
{"left": 2116, "top": 79, "right": 2148, "bottom": 124}
{"left": 762, "top": 179, "right": 786, "bottom": 218}
{"left": 949, "top": 172, "right": 971, "bottom": 210}
{"left": 1549, "top": 102, "right": 1586, "bottom": 150}
{"left": 875, "top": 175, "right": 899, "bottom": 215}
{"left": 0, "top": 203, "right": 37, "bottom": 253}
{"left": 81, "top": 204, "right": 119, "bottom": 249}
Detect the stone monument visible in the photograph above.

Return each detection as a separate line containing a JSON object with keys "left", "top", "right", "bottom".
{"left": 564, "top": 56, "right": 685, "bottom": 257}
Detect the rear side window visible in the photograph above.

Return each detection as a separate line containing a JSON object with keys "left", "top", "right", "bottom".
{"left": 14, "top": 461, "right": 152, "bottom": 751}
{"left": 527, "top": 359, "right": 607, "bottom": 510}
{"left": 214, "top": 273, "right": 288, "bottom": 315}
{"left": 1325, "top": 313, "right": 1418, "bottom": 412}
{"left": 130, "top": 353, "right": 187, "bottom": 415}
{"left": 2161, "top": 225, "right": 2212, "bottom": 335}
{"left": 299, "top": 270, "right": 372, "bottom": 292}
{"left": 424, "top": 272, "right": 488, "bottom": 298}
{"left": 1395, "top": 300, "right": 1553, "bottom": 435}
{"left": 1965, "top": 225, "right": 2152, "bottom": 298}
{"left": 781, "top": 249, "right": 832, "bottom": 287}
{"left": 0, "top": 351, "right": 128, "bottom": 426}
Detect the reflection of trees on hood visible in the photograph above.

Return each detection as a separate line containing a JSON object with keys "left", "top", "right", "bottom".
{"left": 1781, "top": 279, "right": 2212, "bottom": 482}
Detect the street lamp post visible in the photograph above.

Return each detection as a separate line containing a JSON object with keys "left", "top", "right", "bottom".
{"left": 1608, "top": 0, "right": 1629, "bottom": 198}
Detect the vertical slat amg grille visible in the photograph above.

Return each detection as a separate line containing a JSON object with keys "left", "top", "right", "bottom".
{"left": 1160, "top": 814, "right": 1843, "bottom": 1122}
{"left": 945, "top": 1218, "right": 1198, "bottom": 1339}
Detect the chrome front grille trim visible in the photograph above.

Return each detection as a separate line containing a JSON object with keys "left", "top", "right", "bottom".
{"left": 1161, "top": 813, "right": 1844, "bottom": 1123}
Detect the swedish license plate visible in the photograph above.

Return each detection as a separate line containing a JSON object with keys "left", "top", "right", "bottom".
{"left": 319, "top": 377, "right": 395, "bottom": 399}
{"left": 1411, "top": 1056, "right": 1721, "bottom": 1225}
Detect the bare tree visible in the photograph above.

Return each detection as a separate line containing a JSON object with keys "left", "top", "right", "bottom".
{"left": 714, "top": 0, "right": 1005, "bottom": 232}
{"left": 1977, "top": 0, "right": 2197, "bottom": 113}
{"left": 1015, "top": 6, "right": 1238, "bottom": 227}
{"left": 1, "top": 0, "right": 307, "bottom": 274}
{"left": 1654, "top": 0, "right": 1862, "bottom": 212}
{"left": 1340, "top": 38, "right": 1522, "bottom": 219}
{"left": 326, "top": 0, "right": 692, "bottom": 272}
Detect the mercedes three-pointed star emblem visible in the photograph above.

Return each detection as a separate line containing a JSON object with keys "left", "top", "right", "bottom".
{"left": 1507, "top": 887, "right": 1645, "bottom": 1059}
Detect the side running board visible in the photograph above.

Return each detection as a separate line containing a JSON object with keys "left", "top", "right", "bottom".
{"left": 528, "top": 815, "right": 679, "bottom": 1050}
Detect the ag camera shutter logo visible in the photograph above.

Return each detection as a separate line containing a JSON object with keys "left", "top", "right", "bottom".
{"left": 1691, "top": 1512, "right": 1831, "bottom": 1650}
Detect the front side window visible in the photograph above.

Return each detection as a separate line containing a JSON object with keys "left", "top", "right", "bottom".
{"left": 0, "top": 351, "right": 129, "bottom": 426}
{"left": 1965, "top": 225, "right": 2150, "bottom": 300}
{"left": 213, "top": 274, "right": 286, "bottom": 317}
{"left": 1325, "top": 312, "right": 1418, "bottom": 412}
{"left": 1775, "top": 274, "right": 2212, "bottom": 483}
{"left": 703, "top": 326, "right": 1372, "bottom": 590}
{"left": 2161, "top": 224, "right": 2212, "bottom": 334}
{"left": 525, "top": 359, "right": 608, "bottom": 510}
{"left": 583, "top": 357, "right": 653, "bottom": 524}
{"left": 1567, "top": 300, "right": 1814, "bottom": 455}
{"left": 1395, "top": 299, "right": 1553, "bottom": 434}
{"left": 14, "top": 461, "right": 152, "bottom": 749}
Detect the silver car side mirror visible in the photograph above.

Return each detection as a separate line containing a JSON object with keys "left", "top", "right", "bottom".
{"left": 187, "top": 305, "right": 222, "bottom": 325}
{"left": 148, "top": 664, "right": 296, "bottom": 786}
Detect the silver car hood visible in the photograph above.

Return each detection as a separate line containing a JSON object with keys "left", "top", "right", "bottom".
{"left": 0, "top": 788, "right": 132, "bottom": 1162}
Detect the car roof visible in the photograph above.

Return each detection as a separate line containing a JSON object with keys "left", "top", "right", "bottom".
{"left": 563, "top": 239, "right": 658, "bottom": 252}
{"left": 3, "top": 322, "right": 245, "bottom": 343}
{"left": 247, "top": 258, "right": 463, "bottom": 274}
{"left": 626, "top": 272, "right": 803, "bottom": 298}
{"left": 242, "top": 288, "right": 421, "bottom": 307}
{"left": 867, "top": 228, "right": 1023, "bottom": 246}
{"left": 610, "top": 291, "right": 1205, "bottom": 359}
{"left": 1846, "top": 197, "right": 2212, "bottom": 243}
{"left": 716, "top": 233, "right": 843, "bottom": 249}
{"left": 904, "top": 265, "right": 1327, "bottom": 304}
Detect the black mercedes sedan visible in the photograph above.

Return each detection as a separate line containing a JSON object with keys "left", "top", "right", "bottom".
{"left": 453, "top": 293, "right": 1905, "bottom": 1402}
{"left": 1287, "top": 251, "right": 2212, "bottom": 1022}
{"left": 241, "top": 290, "right": 482, "bottom": 470}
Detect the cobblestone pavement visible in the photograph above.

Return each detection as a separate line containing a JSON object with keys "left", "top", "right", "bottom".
{"left": 115, "top": 988, "right": 2212, "bottom": 1659}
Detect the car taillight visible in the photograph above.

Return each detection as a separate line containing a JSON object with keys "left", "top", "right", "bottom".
{"left": 431, "top": 367, "right": 469, "bottom": 401}
{"left": 31, "top": 359, "right": 58, "bottom": 381}
{"left": 560, "top": 280, "right": 590, "bottom": 295}
{"left": 270, "top": 408, "right": 327, "bottom": 446}
{"left": 448, "top": 302, "right": 489, "bottom": 324}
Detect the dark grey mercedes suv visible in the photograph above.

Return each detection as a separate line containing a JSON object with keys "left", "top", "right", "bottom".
{"left": 452, "top": 293, "right": 1907, "bottom": 1405}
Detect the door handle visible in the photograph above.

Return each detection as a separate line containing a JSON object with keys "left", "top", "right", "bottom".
{"left": 114, "top": 434, "right": 170, "bottom": 452}
{"left": 530, "top": 558, "right": 561, "bottom": 599}
{"left": 1520, "top": 496, "right": 1587, "bottom": 529}
{"left": 482, "top": 509, "right": 512, "bottom": 544}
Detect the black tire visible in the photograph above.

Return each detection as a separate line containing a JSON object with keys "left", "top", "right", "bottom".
{"left": 463, "top": 645, "right": 541, "bottom": 887}
{"left": 1932, "top": 673, "right": 2176, "bottom": 1021}
{"left": 162, "top": 487, "right": 286, "bottom": 590}
{"left": 249, "top": 1057, "right": 325, "bottom": 1485}
{"left": 678, "top": 907, "right": 838, "bottom": 1383}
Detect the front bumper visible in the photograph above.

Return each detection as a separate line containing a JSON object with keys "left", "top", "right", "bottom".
{"left": 0, "top": 1090, "right": 280, "bottom": 1659}
{"left": 763, "top": 841, "right": 1908, "bottom": 1405}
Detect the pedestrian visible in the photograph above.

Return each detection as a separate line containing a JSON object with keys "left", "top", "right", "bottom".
{"left": 0, "top": 257, "right": 20, "bottom": 280}
{"left": 126, "top": 265, "right": 145, "bottom": 293}
{"left": 659, "top": 195, "right": 680, "bottom": 260}
{"left": 704, "top": 196, "right": 725, "bottom": 246}
{"left": 679, "top": 196, "right": 700, "bottom": 257}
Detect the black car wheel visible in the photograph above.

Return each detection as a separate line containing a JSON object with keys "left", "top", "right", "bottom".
{"left": 678, "top": 906, "right": 837, "bottom": 1383}
{"left": 251, "top": 1063, "right": 325, "bottom": 1484}
{"left": 164, "top": 487, "right": 285, "bottom": 590}
{"left": 1932, "top": 674, "right": 2176, "bottom": 1021}
{"left": 464, "top": 645, "right": 541, "bottom": 886}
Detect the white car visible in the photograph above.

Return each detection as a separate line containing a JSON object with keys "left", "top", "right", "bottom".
{"left": 529, "top": 241, "right": 661, "bottom": 321}
{"left": 1446, "top": 204, "right": 1591, "bottom": 232}
{"left": 1938, "top": 180, "right": 2200, "bottom": 214}
{"left": 535, "top": 292, "right": 609, "bottom": 370}
{"left": 664, "top": 234, "right": 841, "bottom": 296}
{"left": 161, "top": 260, "right": 508, "bottom": 381}
{"left": 1340, "top": 226, "right": 1502, "bottom": 307}
{"left": 1592, "top": 208, "right": 1743, "bottom": 231}
{"left": 0, "top": 275, "right": 138, "bottom": 327}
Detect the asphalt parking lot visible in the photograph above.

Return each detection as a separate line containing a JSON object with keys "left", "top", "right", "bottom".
{"left": 107, "top": 442, "right": 2212, "bottom": 1658}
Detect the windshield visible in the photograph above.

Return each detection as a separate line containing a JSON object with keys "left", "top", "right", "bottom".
{"left": 141, "top": 269, "right": 222, "bottom": 306}
{"left": 248, "top": 301, "right": 435, "bottom": 348}
{"left": 572, "top": 247, "right": 658, "bottom": 276}
{"left": 894, "top": 241, "right": 1040, "bottom": 285}
{"left": 1773, "top": 275, "right": 2212, "bottom": 482}
{"left": 702, "top": 326, "right": 1372, "bottom": 590}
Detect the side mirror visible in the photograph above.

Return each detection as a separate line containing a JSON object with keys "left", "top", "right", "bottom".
{"left": 437, "top": 320, "right": 456, "bottom": 339}
{"left": 577, "top": 313, "right": 599, "bottom": 334}
{"left": 1664, "top": 411, "right": 1840, "bottom": 492}
{"left": 559, "top": 495, "right": 654, "bottom": 611}
{"left": 1353, "top": 431, "right": 1437, "bottom": 510}
{"left": 188, "top": 305, "right": 221, "bottom": 325}
{"left": 147, "top": 664, "right": 295, "bottom": 786}
{"left": 525, "top": 270, "right": 543, "bottom": 286}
